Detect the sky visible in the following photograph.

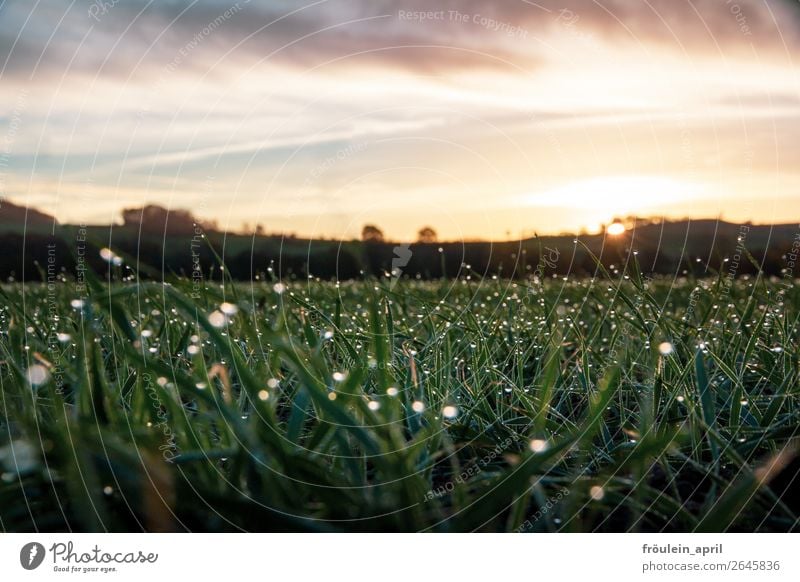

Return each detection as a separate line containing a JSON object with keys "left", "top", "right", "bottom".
{"left": 1, "top": 0, "right": 799, "bottom": 241}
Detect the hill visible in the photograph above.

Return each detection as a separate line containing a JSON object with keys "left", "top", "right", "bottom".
{"left": 0, "top": 202, "right": 796, "bottom": 281}
{"left": 0, "top": 199, "right": 57, "bottom": 232}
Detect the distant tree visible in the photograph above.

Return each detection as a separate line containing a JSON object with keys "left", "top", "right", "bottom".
{"left": 361, "top": 224, "right": 385, "bottom": 243}
{"left": 624, "top": 215, "right": 656, "bottom": 228}
{"left": 121, "top": 204, "right": 210, "bottom": 235}
{"left": 417, "top": 226, "right": 437, "bottom": 243}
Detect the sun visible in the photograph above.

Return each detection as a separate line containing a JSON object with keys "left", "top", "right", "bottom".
{"left": 521, "top": 175, "right": 708, "bottom": 236}
{"left": 606, "top": 221, "right": 626, "bottom": 236}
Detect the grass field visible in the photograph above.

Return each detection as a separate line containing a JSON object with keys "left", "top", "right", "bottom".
{"left": 1, "top": 259, "right": 798, "bottom": 532}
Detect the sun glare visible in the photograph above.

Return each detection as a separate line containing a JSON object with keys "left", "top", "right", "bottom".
{"left": 521, "top": 175, "right": 707, "bottom": 237}
{"left": 525, "top": 176, "right": 704, "bottom": 210}
{"left": 606, "top": 222, "right": 626, "bottom": 236}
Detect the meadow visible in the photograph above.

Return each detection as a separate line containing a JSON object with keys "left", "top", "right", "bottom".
{"left": 0, "top": 257, "right": 798, "bottom": 532}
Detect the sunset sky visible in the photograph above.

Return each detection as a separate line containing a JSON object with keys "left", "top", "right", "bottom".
{"left": 1, "top": 0, "right": 799, "bottom": 241}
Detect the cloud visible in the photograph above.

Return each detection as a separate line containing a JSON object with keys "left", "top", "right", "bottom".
{"left": 3, "top": 0, "right": 797, "bottom": 85}
{"left": 3, "top": 0, "right": 799, "bottom": 236}
{"left": 0, "top": 0, "right": 537, "bottom": 83}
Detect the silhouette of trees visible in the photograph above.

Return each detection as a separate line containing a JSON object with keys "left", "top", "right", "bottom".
{"left": 121, "top": 204, "right": 214, "bottom": 235}
{"left": 361, "top": 224, "right": 384, "bottom": 243}
{"left": 417, "top": 226, "right": 437, "bottom": 243}
{"left": 122, "top": 204, "right": 217, "bottom": 235}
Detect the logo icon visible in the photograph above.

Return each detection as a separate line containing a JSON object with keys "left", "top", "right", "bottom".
{"left": 20, "top": 542, "right": 46, "bottom": 570}
{"left": 390, "top": 243, "right": 412, "bottom": 289}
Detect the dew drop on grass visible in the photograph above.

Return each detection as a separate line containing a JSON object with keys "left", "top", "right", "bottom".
{"left": 258, "top": 390, "right": 269, "bottom": 401}
{"left": 26, "top": 365, "right": 50, "bottom": 387}
{"left": 442, "top": 405, "right": 458, "bottom": 419}
{"left": 332, "top": 372, "right": 346, "bottom": 382}
{"left": 56, "top": 333, "right": 71, "bottom": 342}
{"left": 273, "top": 282, "right": 286, "bottom": 294}
{"left": 208, "top": 310, "right": 227, "bottom": 328}
{"left": 411, "top": 401, "right": 425, "bottom": 413}
{"left": 0, "top": 440, "right": 39, "bottom": 473}
{"left": 658, "top": 342, "right": 674, "bottom": 355}
{"left": 386, "top": 387, "right": 399, "bottom": 397}
{"left": 267, "top": 378, "right": 280, "bottom": 389}
{"left": 220, "top": 302, "right": 238, "bottom": 315}
{"left": 529, "top": 439, "right": 549, "bottom": 453}
{"left": 367, "top": 401, "right": 380, "bottom": 411}
{"left": 590, "top": 485, "right": 605, "bottom": 501}
{"left": 187, "top": 345, "right": 200, "bottom": 355}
